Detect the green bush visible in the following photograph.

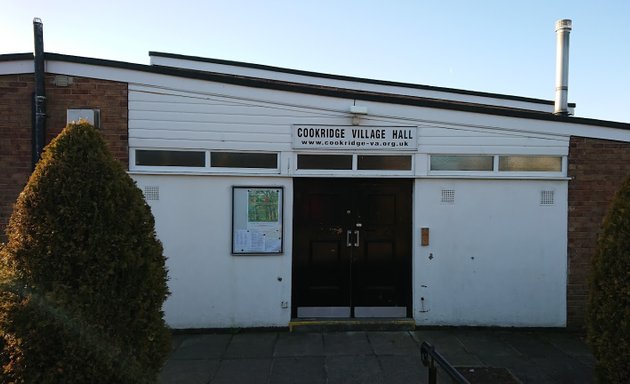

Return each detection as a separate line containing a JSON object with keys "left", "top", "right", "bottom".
{"left": 587, "top": 176, "right": 630, "bottom": 383}
{"left": 0, "top": 122, "right": 171, "bottom": 383}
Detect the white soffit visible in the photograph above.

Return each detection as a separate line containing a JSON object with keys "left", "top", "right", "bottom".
{"left": 0, "top": 60, "right": 33, "bottom": 75}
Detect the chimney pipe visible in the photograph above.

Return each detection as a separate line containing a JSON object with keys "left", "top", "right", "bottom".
{"left": 33, "top": 17, "right": 46, "bottom": 168}
{"left": 554, "top": 19, "right": 572, "bottom": 115}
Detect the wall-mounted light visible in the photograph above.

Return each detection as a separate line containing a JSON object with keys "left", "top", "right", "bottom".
{"left": 350, "top": 105, "right": 368, "bottom": 125}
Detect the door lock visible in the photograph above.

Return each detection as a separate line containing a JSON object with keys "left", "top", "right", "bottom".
{"left": 346, "top": 230, "right": 360, "bottom": 247}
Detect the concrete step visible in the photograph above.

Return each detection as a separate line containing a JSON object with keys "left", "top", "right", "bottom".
{"left": 289, "top": 318, "right": 416, "bottom": 332}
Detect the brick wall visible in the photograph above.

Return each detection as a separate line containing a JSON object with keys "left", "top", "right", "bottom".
{"left": 0, "top": 73, "right": 128, "bottom": 242}
{"left": 567, "top": 136, "right": 630, "bottom": 328}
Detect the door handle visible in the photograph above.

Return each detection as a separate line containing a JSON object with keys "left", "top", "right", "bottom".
{"left": 346, "top": 230, "right": 353, "bottom": 247}
{"left": 354, "top": 230, "right": 360, "bottom": 247}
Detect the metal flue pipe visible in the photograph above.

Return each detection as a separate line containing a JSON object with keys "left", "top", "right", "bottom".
{"left": 33, "top": 17, "right": 46, "bottom": 168}
{"left": 554, "top": 19, "right": 572, "bottom": 115}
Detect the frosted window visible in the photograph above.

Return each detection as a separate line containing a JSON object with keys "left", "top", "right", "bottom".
{"left": 430, "top": 155, "right": 493, "bottom": 171}
{"left": 499, "top": 156, "right": 562, "bottom": 172}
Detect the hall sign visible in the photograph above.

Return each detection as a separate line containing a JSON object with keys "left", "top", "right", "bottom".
{"left": 292, "top": 125, "right": 417, "bottom": 151}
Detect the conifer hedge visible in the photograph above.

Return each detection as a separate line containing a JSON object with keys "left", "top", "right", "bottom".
{"left": 0, "top": 122, "right": 171, "bottom": 383}
{"left": 587, "top": 176, "right": 630, "bottom": 383}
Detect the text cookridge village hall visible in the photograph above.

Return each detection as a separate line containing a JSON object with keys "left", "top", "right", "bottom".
{"left": 294, "top": 125, "right": 417, "bottom": 150}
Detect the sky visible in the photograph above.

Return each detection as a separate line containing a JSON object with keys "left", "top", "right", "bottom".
{"left": 2, "top": 0, "right": 629, "bottom": 123}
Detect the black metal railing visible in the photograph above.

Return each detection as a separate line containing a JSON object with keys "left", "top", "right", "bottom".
{"left": 420, "top": 341, "right": 471, "bottom": 384}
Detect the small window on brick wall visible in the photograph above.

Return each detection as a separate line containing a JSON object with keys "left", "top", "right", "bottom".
{"left": 67, "top": 109, "right": 100, "bottom": 128}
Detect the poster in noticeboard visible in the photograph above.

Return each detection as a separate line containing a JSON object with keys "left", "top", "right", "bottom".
{"left": 232, "top": 186, "right": 283, "bottom": 254}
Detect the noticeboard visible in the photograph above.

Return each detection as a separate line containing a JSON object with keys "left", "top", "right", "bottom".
{"left": 232, "top": 186, "right": 283, "bottom": 255}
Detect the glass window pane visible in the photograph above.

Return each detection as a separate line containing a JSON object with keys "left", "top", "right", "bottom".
{"left": 211, "top": 152, "right": 277, "bottom": 168}
{"left": 297, "top": 154, "right": 352, "bottom": 170}
{"left": 499, "top": 156, "right": 562, "bottom": 172}
{"left": 136, "top": 150, "right": 205, "bottom": 167}
{"left": 357, "top": 155, "right": 411, "bottom": 170}
{"left": 430, "top": 155, "right": 494, "bottom": 171}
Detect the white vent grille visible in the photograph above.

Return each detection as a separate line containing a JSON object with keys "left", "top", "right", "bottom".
{"left": 144, "top": 186, "right": 160, "bottom": 201}
{"left": 441, "top": 189, "right": 455, "bottom": 204}
{"left": 540, "top": 190, "right": 554, "bottom": 205}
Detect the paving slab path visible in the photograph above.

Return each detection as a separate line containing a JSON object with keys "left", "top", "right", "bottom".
{"left": 159, "top": 328, "right": 594, "bottom": 384}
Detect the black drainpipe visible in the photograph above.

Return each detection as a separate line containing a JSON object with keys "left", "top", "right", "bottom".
{"left": 32, "top": 17, "right": 46, "bottom": 169}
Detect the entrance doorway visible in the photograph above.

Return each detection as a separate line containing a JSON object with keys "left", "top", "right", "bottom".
{"left": 292, "top": 178, "right": 412, "bottom": 318}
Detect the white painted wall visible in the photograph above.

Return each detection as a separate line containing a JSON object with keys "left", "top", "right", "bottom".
{"left": 132, "top": 174, "right": 293, "bottom": 328}
{"left": 413, "top": 179, "right": 568, "bottom": 326}
{"left": 133, "top": 172, "right": 568, "bottom": 329}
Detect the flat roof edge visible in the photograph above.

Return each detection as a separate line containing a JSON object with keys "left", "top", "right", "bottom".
{"left": 0, "top": 52, "right": 625, "bottom": 130}
{"left": 149, "top": 51, "right": 573, "bottom": 108}
{"left": 0, "top": 52, "right": 34, "bottom": 61}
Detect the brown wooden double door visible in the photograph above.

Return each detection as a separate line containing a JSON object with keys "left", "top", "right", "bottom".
{"left": 292, "top": 178, "right": 412, "bottom": 318}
